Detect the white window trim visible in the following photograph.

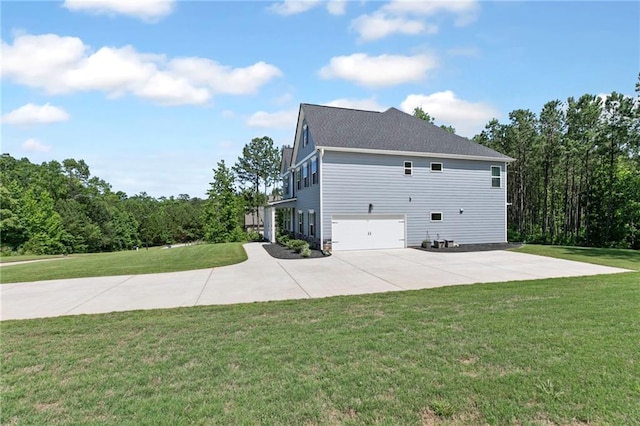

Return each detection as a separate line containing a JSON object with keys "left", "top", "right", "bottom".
{"left": 430, "top": 212, "right": 443, "bottom": 222}
{"left": 430, "top": 162, "right": 443, "bottom": 172}
{"left": 491, "top": 165, "right": 501, "bottom": 188}
{"left": 404, "top": 161, "right": 413, "bottom": 176}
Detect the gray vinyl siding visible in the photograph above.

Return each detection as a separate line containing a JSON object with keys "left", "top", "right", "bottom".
{"left": 322, "top": 151, "right": 507, "bottom": 246}
{"left": 293, "top": 156, "right": 321, "bottom": 241}
{"left": 295, "top": 120, "right": 317, "bottom": 163}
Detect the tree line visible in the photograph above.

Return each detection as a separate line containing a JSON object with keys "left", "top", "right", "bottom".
{"left": 473, "top": 78, "right": 639, "bottom": 249}
{"left": 0, "top": 136, "right": 280, "bottom": 255}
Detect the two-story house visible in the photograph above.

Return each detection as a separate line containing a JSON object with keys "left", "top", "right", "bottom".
{"left": 264, "top": 103, "right": 514, "bottom": 251}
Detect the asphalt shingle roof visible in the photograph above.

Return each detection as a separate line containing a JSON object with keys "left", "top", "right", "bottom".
{"left": 280, "top": 146, "right": 293, "bottom": 173}
{"left": 301, "top": 103, "right": 512, "bottom": 160}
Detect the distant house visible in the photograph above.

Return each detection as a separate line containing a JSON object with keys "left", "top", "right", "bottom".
{"left": 264, "top": 103, "right": 514, "bottom": 251}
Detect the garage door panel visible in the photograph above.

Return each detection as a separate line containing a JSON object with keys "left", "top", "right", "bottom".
{"left": 332, "top": 215, "right": 405, "bottom": 251}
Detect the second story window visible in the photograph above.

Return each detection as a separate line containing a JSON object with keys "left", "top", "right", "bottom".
{"left": 491, "top": 166, "right": 501, "bottom": 188}
{"left": 311, "top": 157, "right": 318, "bottom": 185}
{"left": 283, "top": 176, "right": 289, "bottom": 196}
{"left": 303, "top": 163, "right": 309, "bottom": 187}
{"left": 404, "top": 161, "right": 413, "bottom": 175}
{"left": 296, "top": 168, "right": 301, "bottom": 190}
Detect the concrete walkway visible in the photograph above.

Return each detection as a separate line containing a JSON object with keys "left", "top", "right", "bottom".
{"left": 0, "top": 243, "right": 629, "bottom": 321}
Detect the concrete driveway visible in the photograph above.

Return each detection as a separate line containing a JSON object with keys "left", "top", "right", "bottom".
{"left": 0, "top": 243, "right": 629, "bottom": 320}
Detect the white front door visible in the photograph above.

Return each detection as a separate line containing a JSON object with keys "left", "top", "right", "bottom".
{"left": 331, "top": 214, "right": 406, "bottom": 251}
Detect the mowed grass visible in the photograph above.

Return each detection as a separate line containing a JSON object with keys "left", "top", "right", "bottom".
{"left": 2, "top": 247, "right": 639, "bottom": 425}
{"left": 0, "top": 243, "right": 247, "bottom": 284}
{"left": 514, "top": 244, "right": 640, "bottom": 271}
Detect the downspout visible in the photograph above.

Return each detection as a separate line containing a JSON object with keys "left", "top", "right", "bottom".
{"left": 319, "top": 148, "right": 324, "bottom": 250}
{"left": 504, "top": 162, "right": 508, "bottom": 243}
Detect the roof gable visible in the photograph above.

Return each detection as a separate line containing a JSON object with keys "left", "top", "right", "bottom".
{"left": 300, "top": 103, "right": 512, "bottom": 161}
{"left": 280, "top": 146, "right": 293, "bottom": 174}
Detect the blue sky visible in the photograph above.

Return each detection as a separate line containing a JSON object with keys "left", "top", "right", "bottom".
{"left": 2, "top": 1, "right": 638, "bottom": 198}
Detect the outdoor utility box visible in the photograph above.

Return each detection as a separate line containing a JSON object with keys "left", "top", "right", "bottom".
{"left": 445, "top": 240, "right": 455, "bottom": 247}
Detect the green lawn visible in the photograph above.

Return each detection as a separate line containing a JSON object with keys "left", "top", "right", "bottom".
{"left": 514, "top": 244, "right": 640, "bottom": 271}
{"left": 0, "top": 243, "right": 247, "bottom": 284}
{"left": 2, "top": 246, "right": 638, "bottom": 425}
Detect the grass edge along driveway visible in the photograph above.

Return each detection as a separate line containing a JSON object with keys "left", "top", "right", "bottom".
{"left": 0, "top": 243, "right": 247, "bottom": 284}
{"left": 1, "top": 246, "right": 639, "bottom": 425}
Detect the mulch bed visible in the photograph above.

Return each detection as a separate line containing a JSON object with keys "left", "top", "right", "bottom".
{"left": 414, "top": 242, "right": 523, "bottom": 253}
{"left": 264, "top": 242, "right": 522, "bottom": 258}
{"left": 262, "top": 243, "right": 328, "bottom": 259}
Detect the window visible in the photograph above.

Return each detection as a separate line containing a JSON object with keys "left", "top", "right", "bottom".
{"left": 404, "top": 161, "right": 413, "bottom": 175}
{"left": 303, "top": 162, "right": 309, "bottom": 187}
{"left": 430, "top": 162, "right": 443, "bottom": 172}
{"left": 283, "top": 176, "right": 289, "bottom": 196}
{"left": 302, "top": 124, "right": 308, "bottom": 147}
{"left": 308, "top": 210, "right": 316, "bottom": 237}
{"left": 298, "top": 211, "right": 304, "bottom": 234}
{"left": 431, "top": 212, "right": 443, "bottom": 222}
{"left": 296, "top": 168, "right": 301, "bottom": 190}
{"left": 311, "top": 157, "right": 318, "bottom": 185}
{"left": 491, "top": 166, "right": 501, "bottom": 188}
{"left": 284, "top": 208, "right": 292, "bottom": 232}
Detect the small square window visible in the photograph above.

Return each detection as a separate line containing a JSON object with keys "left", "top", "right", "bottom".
{"left": 491, "top": 166, "right": 501, "bottom": 188}
{"left": 404, "top": 161, "right": 413, "bottom": 175}
{"left": 430, "top": 162, "right": 443, "bottom": 172}
{"left": 431, "top": 212, "right": 443, "bottom": 222}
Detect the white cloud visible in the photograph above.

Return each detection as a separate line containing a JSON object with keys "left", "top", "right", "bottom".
{"left": 21, "top": 138, "right": 52, "bottom": 152}
{"left": 351, "top": 13, "right": 431, "bottom": 41}
{"left": 381, "top": 0, "right": 478, "bottom": 18}
{"left": 351, "top": 0, "right": 479, "bottom": 41}
{"left": 2, "top": 103, "right": 70, "bottom": 125}
{"left": 326, "top": 0, "right": 346, "bottom": 15}
{"left": 247, "top": 109, "right": 298, "bottom": 129}
{"left": 318, "top": 53, "right": 438, "bottom": 88}
{"left": 268, "top": 0, "right": 321, "bottom": 16}
{"left": 169, "top": 58, "right": 282, "bottom": 95}
{"left": 268, "top": 0, "right": 345, "bottom": 16}
{"left": 400, "top": 91, "right": 501, "bottom": 137}
{"left": 1, "top": 33, "right": 282, "bottom": 106}
{"left": 63, "top": 0, "right": 175, "bottom": 21}
{"left": 323, "top": 97, "right": 385, "bottom": 111}
{"left": 134, "top": 71, "right": 210, "bottom": 105}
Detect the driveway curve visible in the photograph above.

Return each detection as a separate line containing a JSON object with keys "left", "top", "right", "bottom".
{"left": 0, "top": 243, "right": 629, "bottom": 321}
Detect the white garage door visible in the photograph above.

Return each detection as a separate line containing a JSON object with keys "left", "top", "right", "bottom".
{"left": 331, "top": 214, "right": 406, "bottom": 251}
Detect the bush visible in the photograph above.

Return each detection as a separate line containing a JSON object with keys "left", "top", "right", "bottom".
{"left": 246, "top": 231, "right": 262, "bottom": 242}
{"left": 277, "top": 234, "right": 290, "bottom": 245}
{"left": 301, "top": 246, "right": 311, "bottom": 258}
{"left": 287, "top": 239, "right": 309, "bottom": 253}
